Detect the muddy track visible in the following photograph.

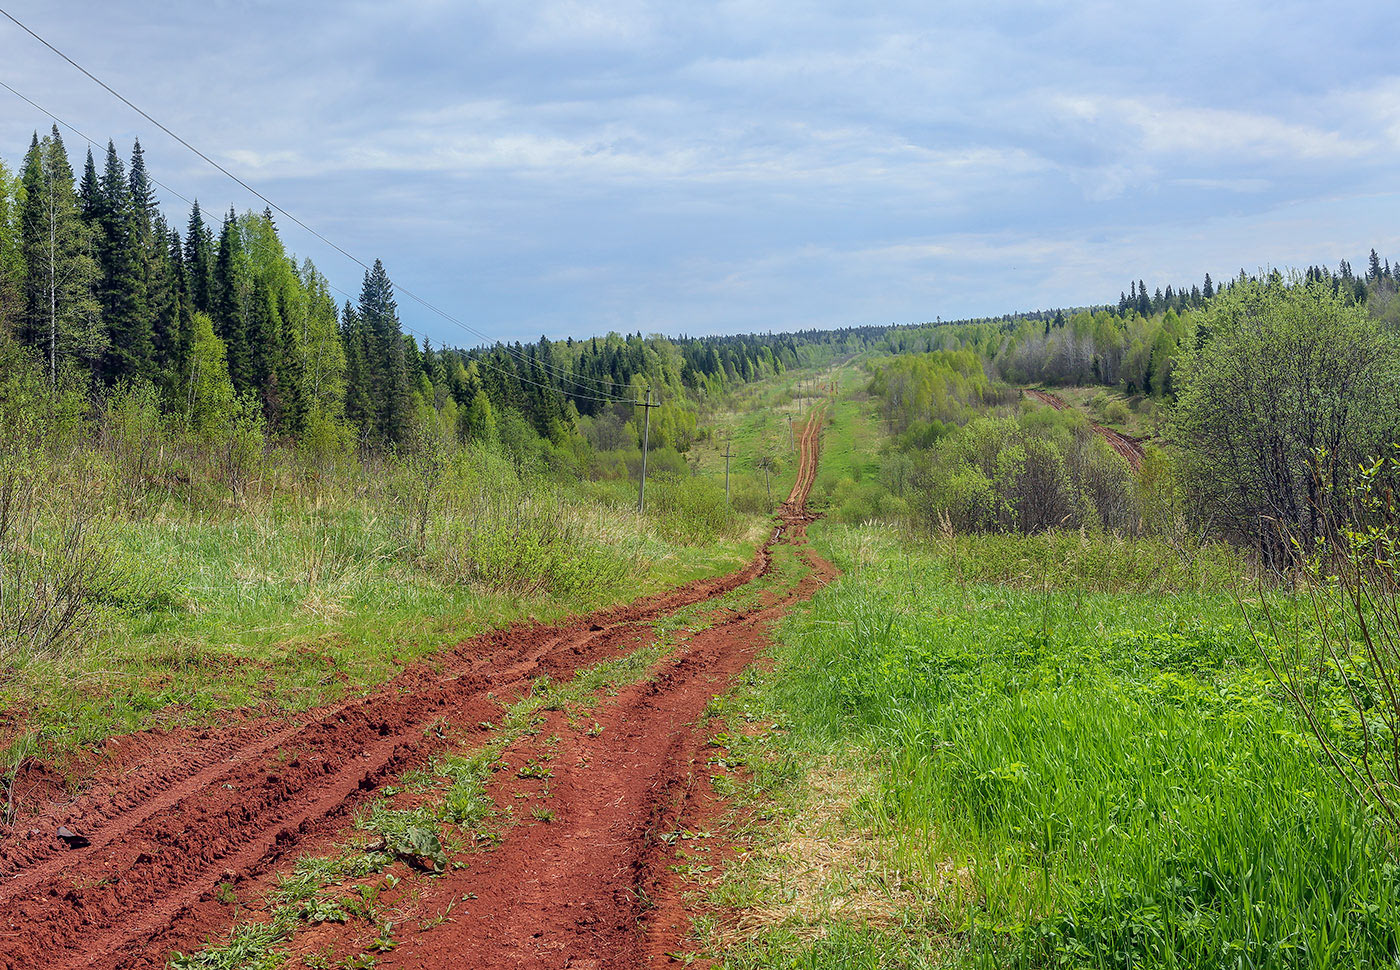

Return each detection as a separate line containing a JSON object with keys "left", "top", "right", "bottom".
{"left": 784, "top": 401, "right": 824, "bottom": 512}
{"left": 1024, "top": 388, "right": 1146, "bottom": 470}
{"left": 0, "top": 407, "right": 834, "bottom": 970}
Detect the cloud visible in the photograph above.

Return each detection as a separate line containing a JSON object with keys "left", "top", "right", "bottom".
{"left": 3, "top": 1, "right": 1398, "bottom": 344}
{"left": 1051, "top": 93, "right": 1372, "bottom": 162}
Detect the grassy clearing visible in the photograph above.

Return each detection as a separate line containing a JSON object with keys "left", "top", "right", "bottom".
{"left": 807, "top": 376, "right": 893, "bottom": 524}
{"left": 700, "top": 523, "right": 1400, "bottom": 969}
{"left": 1039, "top": 385, "right": 1166, "bottom": 442}
{"left": 688, "top": 367, "right": 841, "bottom": 514}
{"left": 0, "top": 434, "right": 764, "bottom": 776}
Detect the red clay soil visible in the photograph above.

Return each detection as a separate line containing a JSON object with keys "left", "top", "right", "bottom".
{"left": 1024, "top": 388, "right": 1146, "bottom": 470}
{"left": 0, "top": 406, "right": 835, "bottom": 970}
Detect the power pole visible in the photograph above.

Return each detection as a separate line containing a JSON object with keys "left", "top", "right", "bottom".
{"left": 637, "top": 387, "right": 653, "bottom": 513}
{"left": 724, "top": 439, "right": 732, "bottom": 505}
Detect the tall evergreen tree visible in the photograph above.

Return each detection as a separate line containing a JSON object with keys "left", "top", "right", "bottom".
{"left": 184, "top": 200, "right": 214, "bottom": 314}
{"left": 148, "top": 216, "right": 188, "bottom": 395}
{"left": 211, "top": 209, "right": 251, "bottom": 392}
{"left": 357, "top": 259, "right": 409, "bottom": 445}
{"left": 341, "top": 299, "right": 373, "bottom": 439}
{"left": 78, "top": 149, "right": 101, "bottom": 223}
{"left": 18, "top": 127, "right": 102, "bottom": 381}
{"left": 96, "top": 140, "right": 151, "bottom": 381}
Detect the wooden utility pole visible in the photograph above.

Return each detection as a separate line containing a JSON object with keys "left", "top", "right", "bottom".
{"left": 637, "top": 388, "right": 654, "bottom": 513}
{"left": 723, "top": 439, "right": 732, "bottom": 505}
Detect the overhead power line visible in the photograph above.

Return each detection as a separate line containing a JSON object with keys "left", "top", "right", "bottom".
{"left": 0, "top": 76, "right": 638, "bottom": 408}
{"left": 0, "top": 5, "right": 647, "bottom": 405}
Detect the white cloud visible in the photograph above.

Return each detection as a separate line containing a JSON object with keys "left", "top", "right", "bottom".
{"left": 1052, "top": 93, "right": 1373, "bottom": 162}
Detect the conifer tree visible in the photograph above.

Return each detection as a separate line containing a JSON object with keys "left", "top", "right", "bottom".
{"left": 97, "top": 140, "right": 151, "bottom": 381}
{"left": 357, "top": 259, "right": 409, "bottom": 445}
{"left": 19, "top": 127, "right": 102, "bottom": 382}
{"left": 148, "top": 216, "right": 186, "bottom": 394}
{"left": 184, "top": 201, "right": 214, "bottom": 314}
{"left": 78, "top": 149, "right": 101, "bottom": 223}
{"left": 212, "top": 209, "right": 252, "bottom": 392}
{"left": 340, "top": 299, "right": 373, "bottom": 439}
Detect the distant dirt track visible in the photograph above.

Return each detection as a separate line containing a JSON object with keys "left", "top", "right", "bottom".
{"left": 1024, "top": 388, "right": 1146, "bottom": 470}
{"left": 0, "top": 405, "right": 834, "bottom": 970}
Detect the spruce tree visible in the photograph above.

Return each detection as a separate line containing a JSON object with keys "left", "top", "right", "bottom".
{"left": 128, "top": 139, "right": 158, "bottom": 226}
{"left": 78, "top": 149, "right": 102, "bottom": 224}
{"left": 97, "top": 140, "right": 151, "bottom": 381}
{"left": 341, "top": 299, "right": 373, "bottom": 440}
{"left": 148, "top": 216, "right": 188, "bottom": 396}
{"left": 19, "top": 127, "right": 102, "bottom": 381}
{"left": 184, "top": 200, "right": 214, "bottom": 314}
{"left": 212, "top": 209, "right": 251, "bottom": 392}
{"left": 357, "top": 259, "right": 409, "bottom": 445}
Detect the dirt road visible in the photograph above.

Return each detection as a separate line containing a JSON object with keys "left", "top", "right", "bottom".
{"left": 1024, "top": 388, "right": 1146, "bottom": 470}
{"left": 0, "top": 406, "right": 833, "bottom": 970}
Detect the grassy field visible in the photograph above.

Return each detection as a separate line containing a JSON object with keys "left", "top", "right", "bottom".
{"left": 701, "top": 521, "right": 1400, "bottom": 969}
{"left": 688, "top": 365, "right": 843, "bottom": 513}
{"left": 0, "top": 439, "right": 765, "bottom": 775}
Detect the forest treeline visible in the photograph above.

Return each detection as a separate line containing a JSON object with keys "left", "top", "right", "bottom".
{"left": 7, "top": 124, "right": 1400, "bottom": 561}
{"left": 881, "top": 258, "right": 1400, "bottom": 399}
{"left": 0, "top": 127, "right": 878, "bottom": 477}
{"left": 859, "top": 271, "right": 1400, "bottom": 563}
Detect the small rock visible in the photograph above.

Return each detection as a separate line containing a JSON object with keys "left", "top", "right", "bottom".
{"left": 56, "top": 827, "right": 90, "bottom": 849}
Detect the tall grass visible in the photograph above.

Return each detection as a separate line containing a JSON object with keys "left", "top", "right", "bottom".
{"left": 767, "top": 525, "right": 1400, "bottom": 969}
{"left": 0, "top": 370, "right": 762, "bottom": 776}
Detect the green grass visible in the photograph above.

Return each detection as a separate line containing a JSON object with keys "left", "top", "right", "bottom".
{"left": 807, "top": 377, "right": 893, "bottom": 523}
{"left": 0, "top": 440, "right": 765, "bottom": 771}
{"left": 173, "top": 513, "right": 818, "bottom": 970}
{"left": 1039, "top": 385, "right": 1166, "bottom": 442}
{"left": 688, "top": 366, "right": 840, "bottom": 514}
{"left": 702, "top": 523, "right": 1400, "bottom": 969}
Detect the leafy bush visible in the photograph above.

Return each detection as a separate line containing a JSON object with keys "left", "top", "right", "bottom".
{"left": 646, "top": 473, "right": 730, "bottom": 545}
{"left": 913, "top": 410, "right": 1136, "bottom": 535}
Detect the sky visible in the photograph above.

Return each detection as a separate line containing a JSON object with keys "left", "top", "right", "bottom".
{"left": 3, "top": 1, "right": 1400, "bottom": 347}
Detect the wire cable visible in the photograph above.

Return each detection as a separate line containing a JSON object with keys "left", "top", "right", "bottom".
{"left": 0, "top": 5, "right": 647, "bottom": 404}
{"left": 0, "top": 75, "right": 646, "bottom": 406}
